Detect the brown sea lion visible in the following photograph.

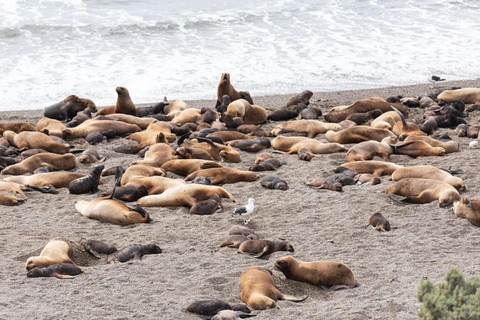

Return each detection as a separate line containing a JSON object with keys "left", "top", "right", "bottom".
{"left": 368, "top": 212, "right": 391, "bottom": 231}
{"left": 196, "top": 108, "right": 218, "bottom": 125}
{"left": 136, "top": 184, "right": 235, "bottom": 208}
{"left": 161, "top": 159, "right": 222, "bottom": 177}
{"left": 271, "top": 120, "right": 341, "bottom": 138}
{"left": 4, "top": 171, "right": 85, "bottom": 188}
{"left": 260, "top": 175, "right": 288, "bottom": 190}
{"left": 107, "top": 244, "right": 162, "bottom": 263}
{"left": 186, "top": 300, "right": 251, "bottom": 318}
{"left": 3, "top": 130, "right": 70, "bottom": 154}
{"left": 383, "top": 178, "right": 460, "bottom": 207}
{"left": 185, "top": 168, "right": 258, "bottom": 184}
{"left": 286, "top": 90, "right": 313, "bottom": 107}
{"left": 189, "top": 194, "right": 222, "bottom": 215}
{"left": 77, "top": 148, "right": 105, "bottom": 164}
{"left": 69, "top": 165, "right": 104, "bottom": 194}
{"left": 238, "top": 240, "right": 294, "bottom": 258}
{"left": 27, "top": 263, "right": 83, "bottom": 279}
{"left": 325, "top": 126, "right": 396, "bottom": 144}
{"left": 176, "top": 146, "right": 215, "bottom": 160}
{"left": 271, "top": 136, "right": 346, "bottom": 154}
{"left": 248, "top": 158, "right": 282, "bottom": 171}
{"left": 229, "top": 225, "right": 260, "bottom": 239}
{"left": 227, "top": 138, "right": 271, "bottom": 152}
{"left": 79, "top": 238, "right": 118, "bottom": 258}
{"left": 35, "top": 117, "right": 68, "bottom": 137}
{"left": 391, "top": 165, "right": 465, "bottom": 191}
{"left": 170, "top": 108, "right": 201, "bottom": 125}
{"left": 297, "top": 148, "right": 315, "bottom": 161}
{"left": 404, "top": 135, "right": 459, "bottom": 153}
{"left": 97, "top": 86, "right": 136, "bottom": 116}
{"left": 131, "top": 143, "right": 177, "bottom": 167}
{"left": 0, "top": 193, "right": 25, "bottom": 206}
{"left": 274, "top": 256, "right": 357, "bottom": 290}
{"left": 238, "top": 266, "right": 307, "bottom": 310}
{"left": 1, "top": 153, "right": 76, "bottom": 175}
{"left": 437, "top": 88, "right": 480, "bottom": 104}
{"left": 218, "top": 235, "right": 256, "bottom": 248}
{"left": 44, "top": 95, "right": 97, "bottom": 121}
{"left": 345, "top": 140, "right": 392, "bottom": 162}
{"left": 390, "top": 108, "right": 425, "bottom": 138}
{"left": 226, "top": 99, "right": 267, "bottom": 125}
{"left": 25, "top": 239, "right": 74, "bottom": 270}
{"left": 66, "top": 108, "right": 93, "bottom": 127}
{"left": 62, "top": 119, "right": 141, "bottom": 139}
{"left": 217, "top": 73, "right": 242, "bottom": 105}
{"left": 453, "top": 196, "right": 480, "bottom": 227}
{"left": 0, "top": 122, "right": 36, "bottom": 135}
{"left": 208, "top": 130, "right": 251, "bottom": 142}
{"left": 181, "top": 138, "right": 241, "bottom": 162}
{"left": 101, "top": 113, "right": 156, "bottom": 130}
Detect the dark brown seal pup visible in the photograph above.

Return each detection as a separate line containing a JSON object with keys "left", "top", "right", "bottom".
{"left": 69, "top": 165, "right": 104, "bottom": 194}
{"left": 274, "top": 256, "right": 358, "bottom": 290}
{"left": 66, "top": 108, "right": 93, "bottom": 127}
{"left": 25, "top": 239, "right": 74, "bottom": 270}
{"left": 238, "top": 240, "right": 294, "bottom": 258}
{"left": 260, "top": 175, "right": 288, "bottom": 190}
{"left": 27, "top": 263, "right": 83, "bottom": 279}
{"left": 189, "top": 194, "right": 222, "bottom": 215}
{"left": 227, "top": 138, "right": 271, "bottom": 152}
{"left": 85, "top": 131, "right": 106, "bottom": 145}
{"left": 44, "top": 95, "right": 97, "bottom": 121}
{"left": 3, "top": 130, "right": 71, "bottom": 154}
{"left": 79, "top": 238, "right": 118, "bottom": 259}
{"left": 297, "top": 148, "right": 314, "bottom": 161}
{"left": 368, "top": 212, "right": 391, "bottom": 231}
{"left": 238, "top": 266, "right": 307, "bottom": 310}
{"left": 286, "top": 90, "right": 313, "bottom": 107}
{"left": 217, "top": 73, "right": 242, "bottom": 106}
{"left": 453, "top": 196, "right": 480, "bottom": 227}
{"left": 267, "top": 109, "right": 298, "bottom": 121}
{"left": 186, "top": 300, "right": 251, "bottom": 318}
{"left": 107, "top": 244, "right": 162, "bottom": 263}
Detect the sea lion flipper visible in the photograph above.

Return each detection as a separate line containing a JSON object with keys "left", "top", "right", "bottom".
{"left": 109, "top": 166, "right": 124, "bottom": 198}
{"left": 237, "top": 311, "right": 256, "bottom": 318}
{"left": 53, "top": 273, "right": 75, "bottom": 279}
{"left": 253, "top": 246, "right": 270, "bottom": 259}
{"left": 126, "top": 204, "right": 148, "bottom": 218}
{"left": 280, "top": 294, "right": 308, "bottom": 302}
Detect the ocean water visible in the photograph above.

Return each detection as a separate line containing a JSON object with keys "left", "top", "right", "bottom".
{"left": 1, "top": 0, "right": 479, "bottom": 111}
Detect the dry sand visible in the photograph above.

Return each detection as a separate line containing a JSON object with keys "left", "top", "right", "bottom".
{"left": 1, "top": 79, "right": 480, "bottom": 320}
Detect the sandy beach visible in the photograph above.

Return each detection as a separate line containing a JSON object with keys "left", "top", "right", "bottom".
{"left": 1, "top": 79, "right": 480, "bottom": 320}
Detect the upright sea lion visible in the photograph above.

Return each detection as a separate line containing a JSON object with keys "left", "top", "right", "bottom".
{"left": 383, "top": 178, "right": 460, "bottom": 207}
{"left": 260, "top": 175, "right": 288, "bottom": 190}
{"left": 97, "top": 86, "right": 136, "bottom": 116}
{"left": 185, "top": 168, "right": 258, "bottom": 185}
{"left": 44, "top": 95, "right": 97, "bottom": 121}
{"left": 271, "top": 120, "right": 341, "bottom": 138}
{"left": 437, "top": 88, "right": 480, "bottom": 104}
{"left": 0, "top": 122, "right": 36, "bottom": 135}
{"left": 189, "top": 194, "right": 222, "bottom": 215}
{"left": 285, "top": 90, "right": 313, "bottom": 107}
{"left": 325, "top": 126, "right": 396, "bottom": 144}
{"left": 217, "top": 73, "right": 242, "bottom": 106}
{"left": 453, "top": 196, "right": 480, "bottom": 227}
{"left": 1, "top": 153, "right": 76, "bottom": 175}
{"left": 271, "top": 136, "right": 346, "bottom": 154}
{"left": 62, "top": 119, "right": 141, "bottom": 139}
{"left": 25, "top": 239, "right": 74, "bottom": 270}
{"left": 238, "top": 266, "right": 307, "bottom": 310}
{"left": 368, "top": 212, "right": 391, "bottom": 231}
{"left": 345, "top": 140, "right": 392, "bottom": 162}
{"left": 274, "top": 256, "right": 357, "bottom": 290}
{"left": 3, "top": 130, "right": 70, "bottom": 154}
{"left": 238, "top": 240, "right": 294, "bottom": 258}
{"left": 107, "top": 244, "right": 162, "bottom": 263}
{"left": 161, "top": 159, "right": 222, "bottom": 177}
{"left": 4, "top": 171, "right": 85, "bottom": 188}
{"left": 69, "top": 165, "right": 104, "bottom": 194}
{"left": 391, "top": 165, "right": 465, "bottom": 191}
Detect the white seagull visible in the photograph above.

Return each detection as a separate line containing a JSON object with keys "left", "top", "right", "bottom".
{"left": 233, "top": 198, "right": 255, "bottom": 224}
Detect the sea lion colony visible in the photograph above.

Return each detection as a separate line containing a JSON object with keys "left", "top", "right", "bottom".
{"left": 1, "top": 74, "right": 479, "bottom": 317}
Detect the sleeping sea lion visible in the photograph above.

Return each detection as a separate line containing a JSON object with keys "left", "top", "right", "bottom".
{"left": 25, "top": 239, "right": 74, "bottom": 270}
{"left": 107, "top": 244, "right": 162, "bottom": 263}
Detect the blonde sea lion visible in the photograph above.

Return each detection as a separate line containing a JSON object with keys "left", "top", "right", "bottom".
{"left": 170, "top": 108, "right": 201, "bottom": 125}
{"left": 383, "top": 178, "right": 460, "bottom": 207}
{"left": 27, "top": 263, "right": 83, "bottom": 279}
{"left": 345, "top": 140, "right": 392, "bottom": 162}
{"left": 185, "top": 168, "right": 258, "bottom": 184}
{"left": 271, "top": 120, "right": 341, "bottom": 138}
{"left": 274, "top": 256, "right": 357, "bottom": 290}
{"left": 44, "top": 95, "right": 97, "bottom": 121}
{"left": 217, "top": 73, "right": 242, "bottom": 105}
{"left": 122, "top": 176, "right": 186, "bottom": 195}
{"left": 0, "top": 122, "right": 36, "bottom": 135}
{"left": 368, "top": 212, "right": 391, "bottom": 231}
{"left": 181, "top": 138, "right": 241, "bottom": 163}
{"left": 4, "top": 171, "right": 85, "bottom": 188}
{"left": 218, "top": 235, "right": 255, "bottom": 248}
{"left": 391, "top": 165, "right": 465, "bottom": 191}
{"left": 271, "top": 136, "right": 346, "bottom": 154}
{"left": 437, "top": 88, "right": 480, "bottom": 104}
{"left": 404, "top": 135, "right": 459, "bottom": 153}
{"left": 325, "top": 126, "right": 396, "bottom": 144}
{"left": 238, "top": 240, "right": 294, "bottom": 258}
{"left": 3, "top": 130, "right": 70, "bottom": 154}
{"left": 131, "top": 143, "right": 177, "bottom": 167}
{"left": 339, "top": 160, "right": 403, "bottom": 176}
{"left": 35, "top": 117, "right": 67, "bottom": 137}
{"left": 226, "top": 99, "right": 267, "bottom": 125}
{"left": 120, "top": 164, "right": 166, "bottom": 185}
{"left": 120, "top": 132, "right": 168, "bottom": 154}
{"left": 161, "top": 159, "right": 222, "bottom": 177}
{"left": 208, "top": 130, "right": 251, "bottom": 142}
{"left": 100, "top": 113, "right": 157, "bottom": 130}
{"left": 390, "top": 108, "right": 426, "bottom": 138}
{"left": 370, "top": 111, "right": 401, "bottom": 130}
{"left": 238, "top": 266, "right": 307, "bottom": 310}
{"left": 453, "top": 196, "right": 480, "bottom": 227}
{"left": 165, "top": 99, "right": 188, "bottom": 118}
{"left": 62, "top": 119, "right": 141, "bottom": 139}
{"left": 1, "top": 153, "right": 76, "bottom": 175}
{"left": 25, "top": 239, "right": 74, "bottom": 270}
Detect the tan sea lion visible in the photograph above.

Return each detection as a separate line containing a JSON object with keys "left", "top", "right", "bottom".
{"left": 0, "top": 193, "right": 25, "bottom": 206}
{"left": 100, "top": 113, "right": 157, "bottom": 129}
{"left": 77, "top": 148, "right": 105, "bottom": 164}
{"left": 131, "top": 143, "right": 177, "bottom": 167}
{"left": 370, "top": 111, "right": 401, "bottom": 129}
{"left": 325, "top": 126, "right": 396, "bottom": 144}
{"left": 122, "top": 176, "right": 186, "bottom": 195}
{"left": 271, "top": 136, "right": 346, "bottom": 154}
{"left": 217, "top": 73, "right": 242, "bottom": 105}
{"left": 453, "top": 196, "right": 480, "bottom": 227}
{"left": 1, "top": 153, "right": 76, "bottom": 175}
{"left": 62, "top": 119, "right": 141, "bottom": 138}
{"left": 0, "top": 122, "right": 36, "bottom": 135}
{"left": 208, "top": 130, "right": 251, "bottom": 142}
{"left": 383, "top": 178, "right": 460, "bottom": 207}
{"left": 164, "top": 99, "right": 188, "bottom": 118}
{"left": 161, "top": 159, "right": 222, "bottom": 177}
{"left": 4, "top": 171, "right": 85, "bottom": 188}
{"left": 271, "top": 120, "right": 341, "bottom": 138}
{"left": 345, "top": 140, "right": 392, "bottom": 162}
{"left": 218, "top": 235, "right": 255, "bottom": 248}
{"left": 185, "top": 168, "right": 258, "bottom": 184}
{"left": 121, "top": 132, "right": 168, "bottom": 154}
{"left": 238, "top": 240, "right": 294, "bottom": 258}
{"left": 384, "top": 138, "right": 446, "bottom": 157}
{"left": 390, "top": 107, "right": 426, "bottom": 137}
{"left": 25, "top": 239, "right": 74, "bottom": 270}
{"left": 3, "top": 130, "right": 70, "bottom": 154}
{"left": 35, "top": 117, "right": 67, "bottom": 137}
{"left": 238, "top": 266, "right": 307, "bottom": 310}
{"left": 44, "top": 95, "right": 97, "bottom": 121}
{"left": 27, "top": 263, "right": 83, "bottom": 279}
{"left": 404, "top": 135, "right": 459, "bottom": 153}
{"left": 274, "top": 256, "right": 357, "bottom": 290}
{"left": 437, "top": 88, "right": 480, "bottom": 104}
{"left": 339, "top": 160, "right": 403, "bottom": 176}
{"left": 120, "top": 164, "right": 166, "bottom": 185}
{"left": 368, "top": 212, "right": 391, "bottom": 231}
{"left": 391, "top": 166, "right": 465, "bottom": 191}
{"left": 181, "top": 138, "right": 241, "bottom": 162}
{"left": 226, "top": 99, "right": 267, "bottom": 125}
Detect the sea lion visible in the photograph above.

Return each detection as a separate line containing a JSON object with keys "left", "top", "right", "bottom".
{"left": 44, "top": 95, "right": 97, "bottom": 121}
{"left": 0, "top": 193, "right": 25, "bottom": 206}
{"left": 196, "top": 108, "right": 218, "bottom": 125}
{"left": 404, "top": 135, "right": 459, "bottom": 153}
{"left": 69, "top": 165, "right": 104, "bottom": 194}
{"left": 3, "top": 130, "right": 70, "bottom": 154}
{"left": 254, "top": 152, "right": 273, "bottom": 164}
{"left": 271, "top": 136, "right": 346, "bottom": 154}
{"left": 185, "top": 168, "right": 258, "bottom": 185}
{"left": 107, "top": 244, "right": 162, "bottom": 263}
{"left": 238, "top": 266, "right": 307, "bottom": 310}
{"left": 131, "top": 143, "right": 177, "bottom": 167}
{"left": 299, "top": 106, "right": 322, "bottom": 120}
{"left": 211, "top": 309, "right": 255, "bottom": 320}
{"left": 217, "top": 73, "right": 242, "bottom": 106}
{"left": 186, "top": 300, "right": 251, "bottom": 318}
{"left": 79, "top": 238, "right": 118, "bottom": 258}
{"left": 208, "top": 130, "right": 250, "bottom": 142}
{"left": 3, "top": 171, "right": 85, "bottom": 188}
{"left": 136, "top": 97, "right": 169, "bottom": 117}
{"left": 62, "top": 119, "right": 141, "bottom": 139}
{"left": 25, "top": 239, "right": 74, "bottom": 270}
{"left": 285, "top": 90, "right": 313, "bottom": 107}
{"left": 161, "top": 159, "right": 223, "bottom": 177}
{"left": 77, "top": 148, "right": 104, "bottom": 164}
{"left": 216, "top": 94, "right": 232, "bottom": 113}
{"left": 27, "top": 263, "right": 83, "bottom": 279}
{"left": 260, "top": 175, "right": 288, "bottom": 190}
{"left": 274, "top": 256, "right": 357, "bottom": 290}
{"left": 370, "top": 111, "right": 402, "bottom": 130}
{"left": 175, "top": 145, "right": 215, "bottom": 160}
{"left": 181, "top": 138, "right": 241, "bottom": 162}
{"left": 120, "top": 164, "right": 166, "bottom": 185}
{"left": 219, "top": 235, "right": 256, "bottom": 248}
{"left": 238, "top": 240, "right": 294, "bottom": 258}
{"left": 345, "top": 109, "right": 382, "bottom": 125}
{"left": 1, "top": 153, "right": 76, "bottom": 175}
{"left": 119, "top": 132, "right": 168, "bottom": 154}
{"left": 391, "top": 107, "right": 426, "bottom": 137}
{"left": 297, "top": 148, "right": 314, "bottom": 161}
{"left": 220, "top": 112, "right": 244, "bottom": 128}
{"left": 267, "top": 109, "right": 298, "bottom": 122}
{"left": 248, "top": 158, "right": 282, "bottom": 171}
{"left": 229, "top": 225, "right": 260, "bottom": 239}
{"left": 164, "top": 99, "right": 188, "bottom": 118}
{"left": 306, "top": 169, "right": 357, "bottom": 192}
{"left": 226, "top": 99, "right": 267, "bottom": 125}
{"left": 227, "top": 138, "right": 271, "bottom": 152}
{"left": 66, "top": 108, "right": 93, "bottom": 127}
{"left": 170, "top": 108, "right": 201, "bottom": 126}
{"left": 368, "top": 212, "right": 391, "bottom": 231}
{"left": 189, "top": 194, "right": 222, "bottom": 215}
{"left": 75, "top": 196, "right": 152, "bottom": 225}
{"left": 383, "top": 178, "right": 460, "bottom": 207}
{"left": 386, "top": 139, "right": 446, "bottom": 157}
{"left": 391, "top": 165, "right": 465, "bottom": 191}
{"left": 85, "top": 131, "right": 106, "bottom": 145}
{"left": 453, "top": 196, "right": 480, "bottom": 227}
{"left": 338, "top": 161, "right": 402, "bottom": 176}
{"left": 99, "top": 113, "right": 156, "bottom": 130}
{"left": 0, "top": 122, "right": 36, "bottom": 135}
{"left": 325, "top": 126, "right": 396, "bottom": 144}
{"left": 420, "top": 117, "right": 439, "bottom": 135}
{"left": 136, "top": 184, "right": 236, "bottom": 208}
{"left": 437, "top": 88, "right": 480, "bottom": 104}
{"left": 97, "top": 86, "right": 136, "bottom": 116}
{"left": 35, "top": 117, "right": 68, "bottom": 137}
{"left": 345, "top": 140, "right": 392, "bottom": 162}
{"left": 271, "top": 120, "right": 341, "bottom": 138}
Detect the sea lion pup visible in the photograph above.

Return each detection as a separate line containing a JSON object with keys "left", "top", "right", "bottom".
{"left": 307, "top": 168, "right": 357, "bottom": 192}
{"left": 25, "top": 239, "right": 75, "bottom": 270}
{"left": 107, "top": 244, "right": 162, "bottom": 263}
{"left": 27, "top": 263, "right": 83, "bottom": 279}
{"left": 249, "top": 158, "right": 282, "bottom": 171}
{"left": 3, "top": 130, "right": 70, "bottom": 154}
{"left": 453, "top": 196, "right": 480, "bottom": 227}
{"left": 236, "top": 125, "right": 268, "bottom": 137}
{"left": 238, "top": 240, "right": 294, "bottom": 258}
{"left": 44, "top": 95, "right": 97, "bottom": 121}
{"left": 260, "top": 175, "right": 288, "bottom": 190}
{"left": 96, "top": 86, "right": 136, "bottom": 116}
{"left": 229, "top": 225, "right": 260, "bottom": 239}
{"left": 79, "top": 238, "right": 118, "bottom": 259}
{"left": 196, "top": 107, "right": 217, "bottom": 124}
{"left": 131, "top": 143, "right": 177, "bottom": 167}
{"left": 271, "top": 136, "right": 346, "bottom": 154}
{"left": 391, "top": 165, "right": 465, "bottom": 191}
{"left": 345, "top": 140, "right": 393, "bottom": 162}
{"left": 254, "top": 152, "right": 273, "bottom": 164}
{"left": 468, "top": 124, "right": 480, "bottom": 138}
{"left": 4, "top": 171, "right": 85, "bottom": 188}
{"left": 285, "top": 90, "right": 313, "bottom": 107}
{"left": 238, "top": 266, "right": 308, "bottom": 310}
{"left": 368, "top": 212, "right": 391, "bottom": 231}
{"left": 76, "top": 196, "right": 152, "bottom": 225}
{"left": 100, "top": 113, "right": 157, "bottom": 130}
{"left": 219, "top": 234, "right": 257, "bottom": 248}
{"left": 299, "top": 106, "right": 322, "bottom": 119}
{"left": 186, "top": 300, "right": 252, "bottom": 318}
{"left": 69, "top": 165, "right": 104, "bottom": 194}
{"left": 185, "top": 168, "right": 258, "bottom": 185}
{"left": 325, "top": 126, "right": 396, "bottom": 144}
{"left": 136, "top": 184, "right": 235, "bottom": 208}
{"left": 1, "top": 152, "right": 76, "bottom": 175}
{"left": 85, "top": 131, "right": 106, "bottom": 145}
{"left": 390, "top": 107, "right": 426, "bottom": 137}
{"left": 66, "top": 108, "right": 93, "bottom": 127}
{"left": 420, "top": 117, "right": 438, "bottom": 135}
{"left": 216, "top": 94, "right": 232, "bottom": 113}
{"left": 170, "top": 108, "right": 201, "bottom": 126}
{"left": 297, "top": 148, "right": 314, "bottom": 161}
{"left": 35, "top": 117, "right": 68, "bottom": 137}
{"left": 77, "top": 148, "right": 105, "bottom": 164}
{"left": 271, "top": 120, "right": 341, "bottom": 138}
{"left": 181, "top": 138, "right": 241, "bottom": 162}
{"left": 404, "top": 135, "right": 459, "bottom": 153}
{"left": 345, "top": 109, "right": 382, "bottom": 125}
{"left": 217, "top": 73, "right": 242, "bottom": 106}
{"left": 220, "top": 112, "right": 244, "bottom": 128}
{"left": 324, "top": 97, "right": 407, "bottom": 123}
{"left": 226, "top": 99, "right": 267, "bottom": 125}
{"left": 383, "top": 178, "right": 460, "bottom": 207}
{"left": 161, "top": 159, "right": 222, "bottom": 177}
{"left": 370, "top": 111, "right": 402, "bottom": 130}
{"left": 0, "top": 122, "right": 36, "bottom": 135}
{"left": 62, "top": 119, "right": 141, "bottom": 139}
{"left": 189, "top": 194, "right": 222, "bottom": 215}
{"left": 274, "top": 256, "right": 358, "bottom": 290}
{"left": 227, "top": 138, "right": 271, "bottom": 152}
{"left": 437, "top": 87, "right": 480, "bottom": 104}
{"left": 267, "top": 109, "right": 299, "bottom": 121}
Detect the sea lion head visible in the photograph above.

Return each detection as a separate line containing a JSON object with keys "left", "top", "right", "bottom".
{"left": 116, "top": 86, "right": 130, "bottom": 97}
{"left": 453, "top": 196, "right": 471, "bottom": 218}
{"left": 220, "top": 73, "right": 230, "bottom": 84}
{"left": 278, "top": 241, "right": 294, "bottom": 252}
{"left": 274, "top": 256, "right": 296, "bottom": 273}
{"left": 439, "top": 189, "right": 460, "bottom": 207}
{"left": 219, "top": 150, "right": 241, "bottom": 163}
{"left": 82, "top": 98, "right": 98, "bottom": 113}
{"left": 25, "top": 256, "right": 49, "bottom": 270}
